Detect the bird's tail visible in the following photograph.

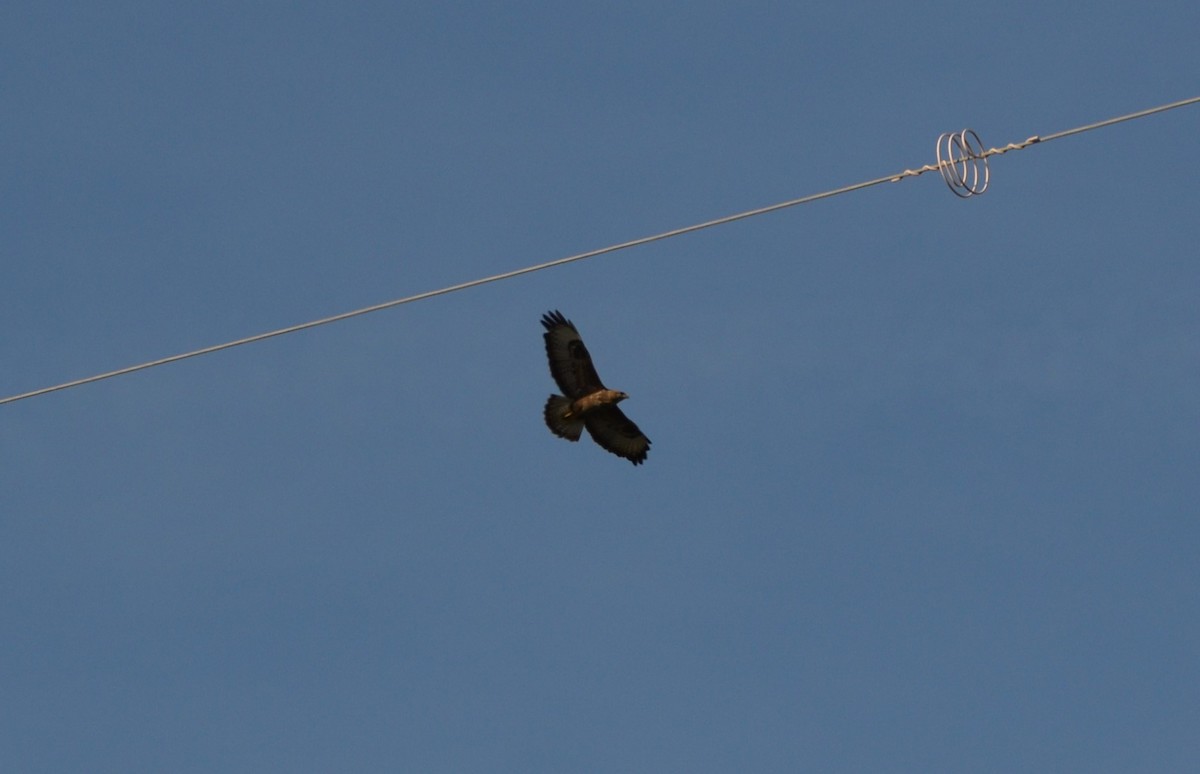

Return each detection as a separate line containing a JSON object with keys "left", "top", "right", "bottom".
{"left": 544, "top": 395, "right": 584, "bottom": 441}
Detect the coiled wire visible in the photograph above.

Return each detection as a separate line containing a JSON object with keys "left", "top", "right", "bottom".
{"left": 937, "top": 129, "right": 989, "bottom": 197}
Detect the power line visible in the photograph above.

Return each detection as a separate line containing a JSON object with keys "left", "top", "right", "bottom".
{"left": 3, "top": 96, "right": 1198, "bottom": 407}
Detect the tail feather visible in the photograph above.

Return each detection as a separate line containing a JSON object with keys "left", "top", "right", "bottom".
{"left": 544, "top": 395, "right": 584, "bottom": 441}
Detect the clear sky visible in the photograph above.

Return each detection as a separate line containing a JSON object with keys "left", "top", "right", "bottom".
{"left": 3, "top": 3, "right": 1198, "bottom": 772}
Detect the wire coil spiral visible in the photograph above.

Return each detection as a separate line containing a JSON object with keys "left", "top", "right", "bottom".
{"left": 937, "top": 129, "right": 989, "bottom": 197}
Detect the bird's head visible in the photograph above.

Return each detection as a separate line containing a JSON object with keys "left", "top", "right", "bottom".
{"left": 614, "top": 391, "right": 629, "bottom": 403}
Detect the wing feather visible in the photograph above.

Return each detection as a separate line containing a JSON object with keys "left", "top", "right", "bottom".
{"left": 541, "top": 310, "right": 605, "bottom": 398}
{"left": 584, "top": 406, "right": 651, "bottom": 466}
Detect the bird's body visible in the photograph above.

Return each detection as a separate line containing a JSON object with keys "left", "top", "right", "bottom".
{"left": 540, "top": 310, "right": 650, "bottom": 465}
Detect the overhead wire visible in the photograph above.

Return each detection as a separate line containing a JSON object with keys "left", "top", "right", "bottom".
{"left": 3, "top": 95, "right": 1198, "bottom": 407}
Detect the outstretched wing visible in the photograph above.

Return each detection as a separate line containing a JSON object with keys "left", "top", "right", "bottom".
{"left": 584, "top": 406, "right": 651, "bottom": 466}
{"left": 541, "top": 310, "right": 605, "bottom": 398}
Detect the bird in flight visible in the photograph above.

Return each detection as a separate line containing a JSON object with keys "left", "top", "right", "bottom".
{"left": 540, "top": 310, "right": 651, "bottom": 465}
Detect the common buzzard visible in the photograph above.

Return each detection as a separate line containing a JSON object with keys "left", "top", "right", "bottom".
{"left": 541, "top": 310, "right": 651, "bottom": 465}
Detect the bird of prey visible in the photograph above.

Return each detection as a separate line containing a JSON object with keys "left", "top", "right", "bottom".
{"left": 540, "top": 310, "right": 651, "bottom": 465}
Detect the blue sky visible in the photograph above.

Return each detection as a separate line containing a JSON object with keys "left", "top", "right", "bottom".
{"left": 3, "top": 3, "right": 1198, "bottom": 771}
